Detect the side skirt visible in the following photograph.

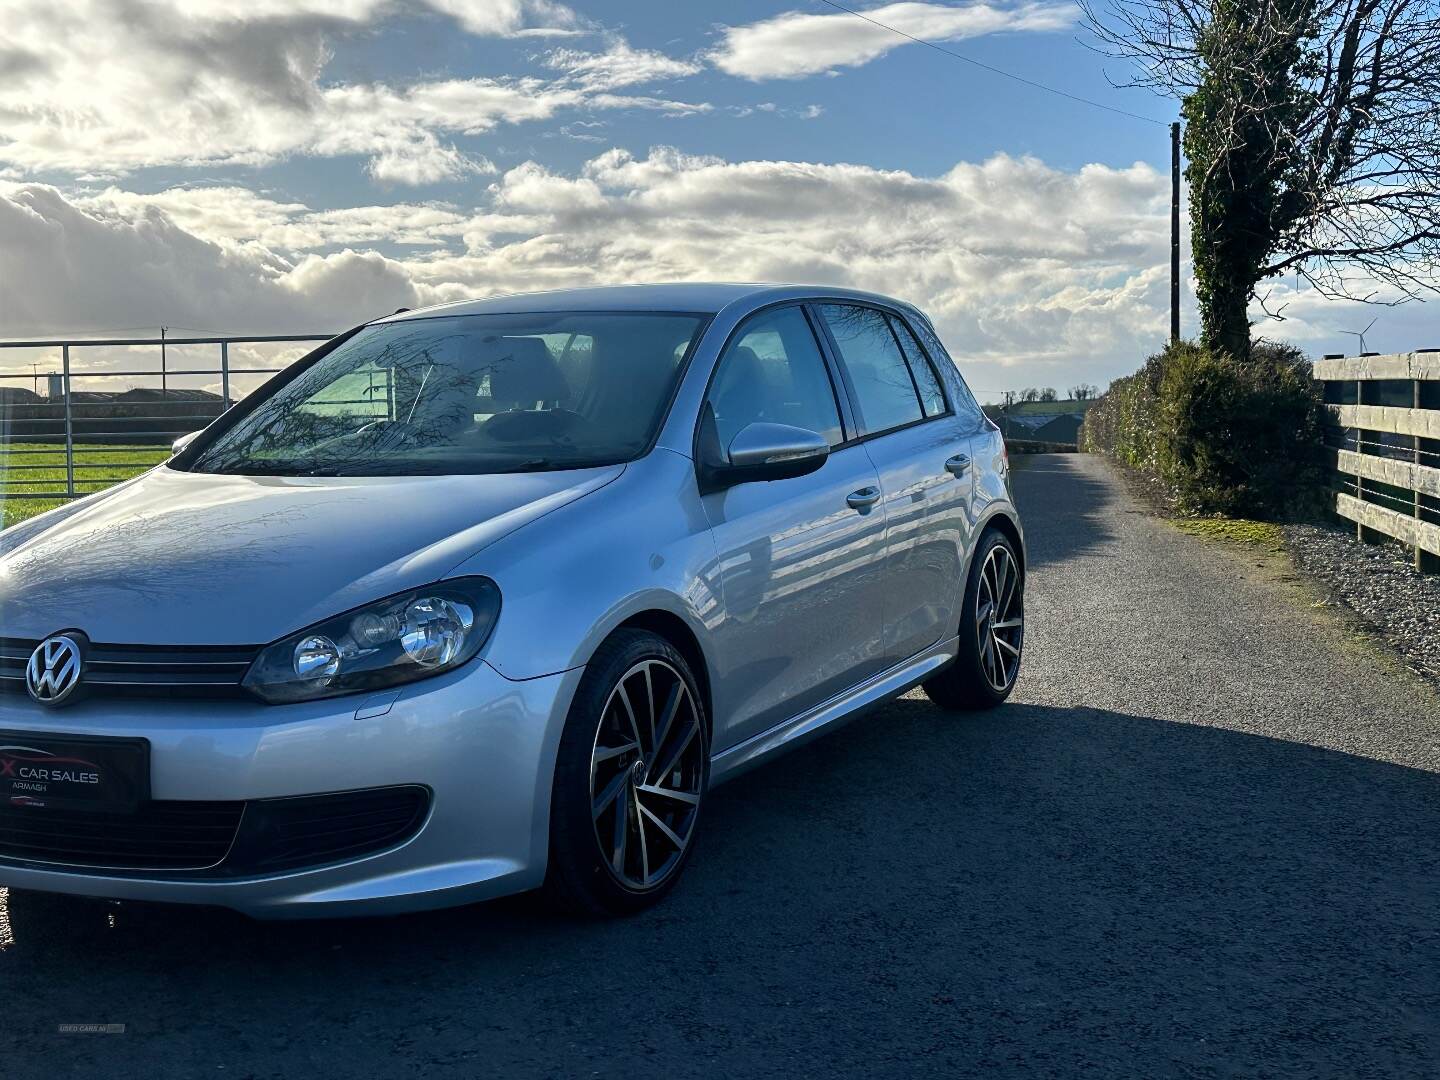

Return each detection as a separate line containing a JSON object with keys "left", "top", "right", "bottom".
{"left": 708, "top": 636, "right": 959, "bottom": 786}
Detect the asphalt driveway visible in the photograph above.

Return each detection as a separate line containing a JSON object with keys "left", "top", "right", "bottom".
{"left": 4, "top": 453, "right": 1439, "bottom": 1078}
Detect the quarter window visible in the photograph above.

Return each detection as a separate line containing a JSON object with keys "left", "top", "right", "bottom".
{"left": 887, "top": 316, "right": 947, "bottom": 418}
{"left": 706, "top": 307, "right": 844, "bottom": 449}
{"left": 911, "top": 318, "right": 984, "bottom": 427}
{"left": 818, "top": 304, "right": 924, "bottom": 435}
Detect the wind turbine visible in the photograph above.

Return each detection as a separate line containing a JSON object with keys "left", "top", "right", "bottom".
{"left": 1339, "top": 317, "right": 1379, "bottom": 355}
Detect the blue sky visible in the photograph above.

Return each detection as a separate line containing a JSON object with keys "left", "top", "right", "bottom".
{"left": 0, "top": 1, "right": 1427, "bottom": 399}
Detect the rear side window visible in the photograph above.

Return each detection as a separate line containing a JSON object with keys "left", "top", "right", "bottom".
{"left": 818, "top": 304, "right": 923, "bottom": 435}
{"left": 706, "top": 306, "right": 844, "bottom": 449}
{"left": 887, "top": 315, "right": 947, "bottom": 418}
{"left": 910, "top": 317, "right": 985, "bottom": 427}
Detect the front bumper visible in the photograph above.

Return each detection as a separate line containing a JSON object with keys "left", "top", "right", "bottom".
{"left": 0, "top": 660, "right": 581, "bottom": 917}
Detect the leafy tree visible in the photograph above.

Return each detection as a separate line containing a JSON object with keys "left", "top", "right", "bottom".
{"left": 1083, "top": 0, "right": 1440, "bottom": 359}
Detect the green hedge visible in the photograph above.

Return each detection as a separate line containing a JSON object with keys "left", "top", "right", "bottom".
{"left": 1080, "top": 340, "right": 1327, "bottom": 518}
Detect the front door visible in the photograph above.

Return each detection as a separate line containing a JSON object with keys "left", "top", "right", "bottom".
{"left": 698, "top": 305, "right": 889, "bottom": 751}
{"left": 815, "top": 303, "right": 971, "bottom": 663}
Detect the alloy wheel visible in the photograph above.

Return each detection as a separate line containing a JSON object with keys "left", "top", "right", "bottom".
{"left": 975, "top": 544, "right": 1023, "bottom": 693}
{"left": 589, "top": 659, "right": 705, "bottom": 890}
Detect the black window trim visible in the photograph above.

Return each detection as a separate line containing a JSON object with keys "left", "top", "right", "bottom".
{"left": 690, "top": 299, "right": 856, "bottom": 461}
{"left": 809, "top": 299, "right": 955, "bottom": 446}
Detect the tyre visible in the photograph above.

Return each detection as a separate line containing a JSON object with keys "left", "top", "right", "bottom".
{"left": 922, "top": 528, "right": 1025, "bottom": 710}
{"left": 543, "top": 629, "right": 709, "bottom": 916}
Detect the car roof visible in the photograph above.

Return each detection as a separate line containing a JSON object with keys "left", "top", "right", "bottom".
{"left": 374, "top": 282, "right": 922, "bottom": 322}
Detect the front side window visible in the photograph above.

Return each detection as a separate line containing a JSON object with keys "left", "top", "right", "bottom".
{"left": 705, "top": 306, "right": 844, "bottom": 450}
{"left": 818, "top": 304, "right": 924, "bottom": 435}
{"left": 183, "top": 312, "right": 706, "bottom": 476}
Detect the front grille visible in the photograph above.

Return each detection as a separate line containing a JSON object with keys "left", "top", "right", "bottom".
{"left": 0, "top": 786, "right": 430, "bottom": 876}
{"left": 0, "top": 799, "right": 244, "bottom": 870}
{"left": 0, "top": 638, "right": 259, "bottom": 700}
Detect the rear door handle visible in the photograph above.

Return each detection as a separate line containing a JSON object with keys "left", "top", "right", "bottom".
{"left": 846, "top": 486, "right": 881, "bottom": 513}
{"left": 945, "top": 454, "right": 971, "bottom": 478}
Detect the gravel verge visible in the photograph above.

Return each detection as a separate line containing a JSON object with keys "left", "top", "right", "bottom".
{"left": 1285, "top": 521, "right": 1440, "bottom": 685}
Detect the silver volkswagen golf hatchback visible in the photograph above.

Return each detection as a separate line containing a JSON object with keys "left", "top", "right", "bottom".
{"left": 0, "top": 284, "right": 1024, "bottom": 917}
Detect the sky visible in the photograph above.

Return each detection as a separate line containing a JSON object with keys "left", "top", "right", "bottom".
{"left": 0, "top": 0, "right": 1432, "bottom": 402}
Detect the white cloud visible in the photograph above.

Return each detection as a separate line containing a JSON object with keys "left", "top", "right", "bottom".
{"left": 545, "top": 40, "right": 702, "bottom": 90}
{"left": 0, "top": 0, "right": 702, "bottom": 182}
{"left": 82, "top": 186, "right": 472, "bottom": 251}
{"left": 0, "top": 184, "right": 443, "bottom": 337}
{"left": 713, "top": 1, "right": 1074, "bottom": 80}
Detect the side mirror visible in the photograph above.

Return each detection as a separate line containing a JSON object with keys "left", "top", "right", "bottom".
{"left": 171, "top": 431, "right": 201, "bottom": 456}
{"left": 699, "top": 421, "right": 830, "bottom": 493}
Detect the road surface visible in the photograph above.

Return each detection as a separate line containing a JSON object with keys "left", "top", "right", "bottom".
{"left": 4, "top": 454, "right": 1439, "bottom": 1078}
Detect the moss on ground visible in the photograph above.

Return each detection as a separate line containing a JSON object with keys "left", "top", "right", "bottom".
{"left": 1172, "top": 517, "right": 1286, "bottom": 550}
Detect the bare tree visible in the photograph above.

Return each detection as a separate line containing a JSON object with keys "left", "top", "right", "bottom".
{"left": 1069, "top": 383, "right": 1101, "bottom": 400}
{"left": 1039, "top": 387, "right": 1060, "bottom": 402}
{"left": 1019, "top": 387, "right": 1042, "bottom": 402}
{"left": 1082, "top": 0, "right": 1440, "bottom": 358}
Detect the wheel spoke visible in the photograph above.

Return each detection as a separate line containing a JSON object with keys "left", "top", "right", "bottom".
{"left": 998, "top": 559, "right": 1018, "bottom": 616}
{"left": 592, "top": 740, "right": 639, "bottom": 764}
{"left": 593, "top": 768, "right": 629, "bottom": 819}
{"left": 651, "top": 682, "right": 685, "bottom": 766}
{"left": 636, "top": 806, "right": 651, "bottom": 885}
{"left": 638, "top": 783, "right": 699, "bottom": 805}
{"left": 642, "top": 663, "right": 658, "bottom": 751}
{"left": 637, "top": 800, "right": 686, "bottom": 850}
{"left": 992, "top": 616, "right": 1023, "bottom": 631}
{"left": 611, "top": 787, "right": 629, "bottom": 872}
{"left": 994, "top": 634, "right": 1020, "bottom": 658}
{"left": 650, "top": 717, "right": 698, "bottom": 784}
{"left": 616, "top": 682, "right": 644, "bottom": 749}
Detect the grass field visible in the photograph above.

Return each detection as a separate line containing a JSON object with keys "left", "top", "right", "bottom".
{"left": 1, "top": 442, "right": 169, "bottom": 527}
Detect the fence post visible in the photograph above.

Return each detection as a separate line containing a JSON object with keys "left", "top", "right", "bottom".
{"left": 1419, "top": 352, "right": 1440, "bottom": 574}
{"left": 220, "top": 340, "right": 231, "bottom": 410}
{"left": 61, "top": 343, "right": 75, "bottom": 497}
{"left": 1353, "top": 375, "right": 1381, "bottom": 543}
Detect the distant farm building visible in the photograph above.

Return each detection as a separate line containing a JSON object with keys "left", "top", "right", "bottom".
{"left": 983, "top": 399, "right": 1097, "bottom": 449}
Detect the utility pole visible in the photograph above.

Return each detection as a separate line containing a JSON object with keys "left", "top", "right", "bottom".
{"left": 1170, "top": 121, "right": 1181, "bottom": 344}
{"left": 160, "top": 325, "right": 168, "bottom": 395}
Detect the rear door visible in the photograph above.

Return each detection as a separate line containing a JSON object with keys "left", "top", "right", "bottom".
{"left": 815, "top": 302, "right": 974, "bottom": 664}
{"left": 698, "top": 304, "right": 889, "bottom": 751}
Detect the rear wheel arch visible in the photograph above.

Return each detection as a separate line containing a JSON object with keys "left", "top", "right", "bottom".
{"left": 978, "top": 510, "right": 1025, "bottom": 583}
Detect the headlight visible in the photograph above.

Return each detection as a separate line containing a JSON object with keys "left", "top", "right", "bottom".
{"left": 243, "top": 577, "right": 501, "bottom": 704}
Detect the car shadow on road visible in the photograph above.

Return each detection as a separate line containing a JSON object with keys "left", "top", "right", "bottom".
{"left": 5, "top": 697, "right": 1440, "bottom": 1076}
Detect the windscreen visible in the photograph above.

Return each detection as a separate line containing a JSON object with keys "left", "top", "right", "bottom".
{"left": 183, "top": 312, "right": 707, "bottom": 476}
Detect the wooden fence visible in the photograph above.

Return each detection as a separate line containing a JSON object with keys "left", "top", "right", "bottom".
{"left": 1314, "top": 350, "right": 1440, "bottom": 573}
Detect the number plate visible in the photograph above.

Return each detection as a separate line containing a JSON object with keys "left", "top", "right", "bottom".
{"left": 0, "top": 731, "right": 150, "bottom": 812}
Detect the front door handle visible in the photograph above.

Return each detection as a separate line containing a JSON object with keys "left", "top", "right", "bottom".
{"left": 945, "top": 453, "right": 971, "bottom": 478}
{"left": 846, "top": 486, "right": 881, "bottom": 513}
